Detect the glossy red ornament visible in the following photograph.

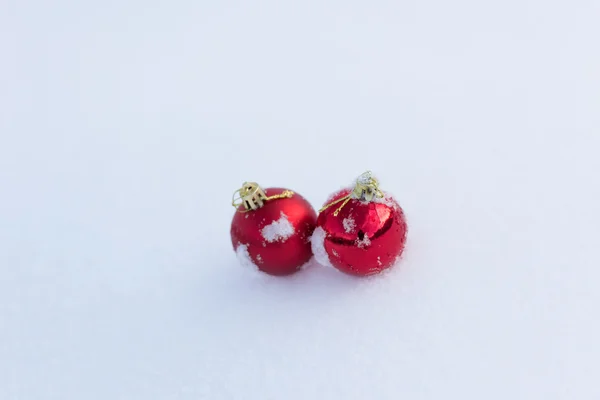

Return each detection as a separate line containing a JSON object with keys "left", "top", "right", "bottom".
{"left": 312, "top": 174, "right": 407, "bottom": 276}
{"left": 231, "top": 187, "right": 317, "bottom": 276}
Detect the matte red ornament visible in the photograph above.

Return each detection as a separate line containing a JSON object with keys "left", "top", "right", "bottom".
{"left": 231, "top": 184, "right": 317, "bottom": 276}
{"left": 312, "top": 172, "right": 407, "bottom": 276}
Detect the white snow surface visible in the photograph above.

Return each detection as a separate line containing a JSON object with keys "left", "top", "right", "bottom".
{"left": 261, "top": 212, "right": 295, "bottom": 243}
{"left": 2, "top": 2, "right": 600, "bottom": 399}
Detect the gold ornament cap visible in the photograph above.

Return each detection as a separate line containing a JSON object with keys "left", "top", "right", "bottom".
{"left": 232, "top": 182, "right": 294, "bottom": 213}
{"left": 352, "top": 171, "right": 384, "bottom": 202}
{"left": 320, "top": 171, "right": 384, "bottom": 216}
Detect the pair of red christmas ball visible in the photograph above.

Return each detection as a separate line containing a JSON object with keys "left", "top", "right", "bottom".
{"left": 230, "top": 172, "right": 408, "bottom": 277}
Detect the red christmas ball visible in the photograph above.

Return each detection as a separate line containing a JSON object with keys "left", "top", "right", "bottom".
{"left": 312, "top": 173, "right": 407, "bottom": 276}
{"left": 231, "top": 185, "right": 317, "bottom": 276}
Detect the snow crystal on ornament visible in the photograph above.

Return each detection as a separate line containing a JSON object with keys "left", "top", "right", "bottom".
{"left": 356, "top": 171, "right": 374, "bottom": 185}
{"left": 372, "top": 192, "right": 397, "bottom": 208}
{"left": 356, "top": 234, "right": 371, "bottom": 248}
{"left": 310, "top": 227, "right": 333, "bottom": 268}
{"left": 236, "top": 244, "right": 258, "bottom": 269}
{"left": 342, "top": 216, "right": 356, "bottom": 233}
{"left": 261, "top": 212, "right": 295, "bottom": 243}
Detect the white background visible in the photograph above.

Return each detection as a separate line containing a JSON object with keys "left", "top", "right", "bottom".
{"left": 1, "top": 0, "right": 599, "bottom": 399}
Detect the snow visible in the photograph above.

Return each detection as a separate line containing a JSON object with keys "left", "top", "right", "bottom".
{"left": 356, "top": 171, "right": 374, "bottom": 185}
{"left": 310, "top": 227, "right": 334, "bottom": 268}
{"left": 356, "top": 234, "right": 371, "bottom": 248}
{"left": 235, "top": 244, "right": 258, "bottom": 269}
{"left": 2, "top": 1, "right": 600, "bottom": 400}
{"left": 372, "top": 192, "right": 399, "bottom": 208}
{"left": 261, "top": 212, "right": 295, "bottom": 243}
{"left": 343, "top": 216, "right": 357, "bottom": 233}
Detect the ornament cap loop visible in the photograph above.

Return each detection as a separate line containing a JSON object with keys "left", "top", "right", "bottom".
{"left": 232, "top": 182, "right": 294, "bottom": 213}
